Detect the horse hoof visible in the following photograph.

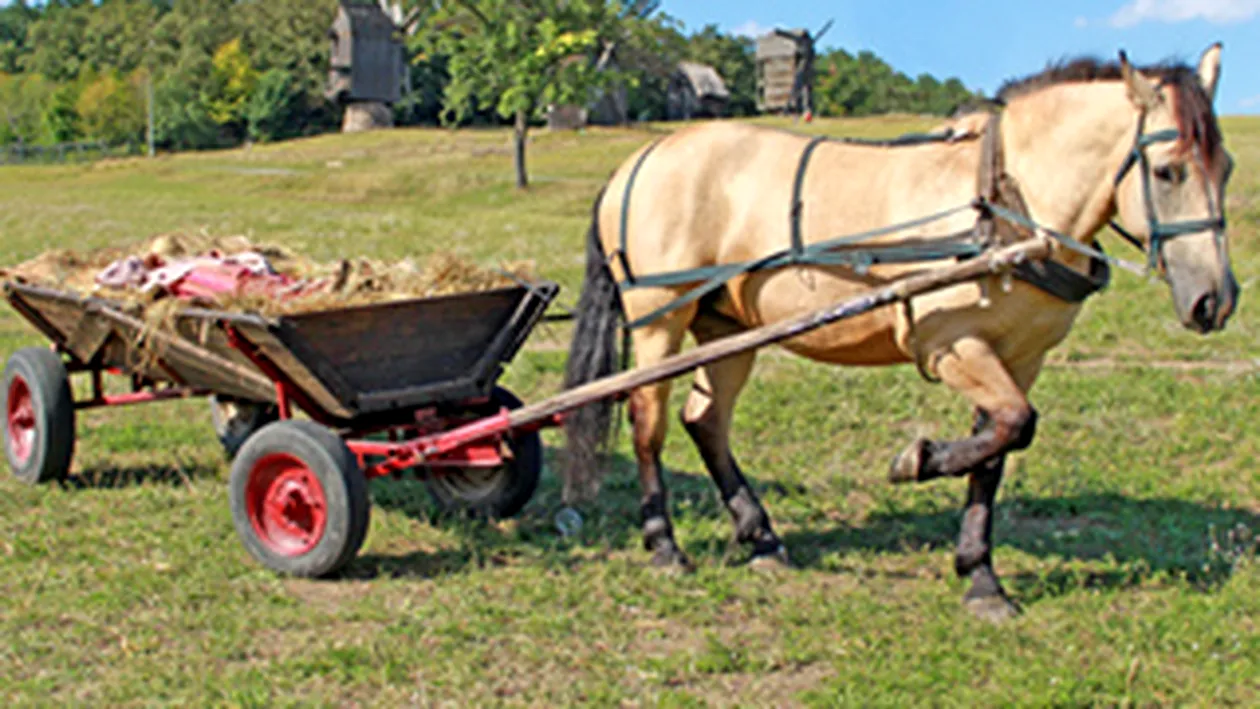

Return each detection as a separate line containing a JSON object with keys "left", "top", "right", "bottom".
{"left": 747, "top": 545, "right": 793, "bottom": 573}
{"left": 889, "top": 438, "right": 929, "bottom": 484}
{"left": 650, "top": 547, "right": 695, "bottom": 575}
{"left": 964, "top": 594, "right": 1021, "bottom": 624}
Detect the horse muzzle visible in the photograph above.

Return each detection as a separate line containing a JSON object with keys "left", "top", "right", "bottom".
{"left": 1174, "top": 268, "right": 1239, "bottom": 334}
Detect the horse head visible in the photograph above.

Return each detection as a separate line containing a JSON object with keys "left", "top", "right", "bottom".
{"left": 1112, "top": 45, "right": 1238, "bottom": 333}
{"left": 1001, "top": 44, "right": 1239, "bottom": 333}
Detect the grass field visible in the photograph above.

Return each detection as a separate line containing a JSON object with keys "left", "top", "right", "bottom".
{"left": 1, "top": 114, "right": 1258, "bottom": 706}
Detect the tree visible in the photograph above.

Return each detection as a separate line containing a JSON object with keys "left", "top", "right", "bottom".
{"left": 0, "top": 1, "right": 38, "bottom": 74}
{"left": 153, "top": 69, "right": 219, "bottom": 149}
{"left": 204, "top": 39, "right": 259, "bottom": 131}
{"left": 246, "top": 69, "right": 304, "bottom": 142}
{"left": 237, "top": 0, "right": 339, "bottom": 134}
{"left": 20, "top": 2, "right": 90, "bottom": 82}
{"left": 423, "top": 0, "right": 627, "bottom": 188}
{"left": 42, "top": 81, "right": 82, "bottom": 143}
{"left": 76, "top": 70, "right": 145, "bottom": 145}
{"left": 81, "top": 0, "right": 163, "bottom": 76}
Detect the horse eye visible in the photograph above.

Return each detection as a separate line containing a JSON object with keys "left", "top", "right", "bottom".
{"left": 1153, "top": 164, "right": 1184, "bottom": 183}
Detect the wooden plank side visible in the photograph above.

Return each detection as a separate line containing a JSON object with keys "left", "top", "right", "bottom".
{"left": 90, "top": 306, "right": 276, "bottom": 400}
{"left": 230, "top": 320, "right": 355, "bottom": 419}
{"left": 280, "top": 289, "right": 524, "bottom": 406}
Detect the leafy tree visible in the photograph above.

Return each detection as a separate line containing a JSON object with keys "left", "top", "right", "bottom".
{"left": 205, "top": 39, "right": 258, "bottom": 129}
{"left": 81, "top": 0, "right": 163, "bottom": 76}
{"left": 237, "top": 0, "right": 338, "bottom": 133}
{"left": 246, "top": 68, "right": 304, "bottom": 142}
{"left": 423, "top": 0, "right": 627, "bottom": 188}
{"left": 75, "top": 70, "right": 145, "bottom": 145}
{"left": 20, "top": 2, "right": 90, "bottom": 82}
{"left": 153, "top": 68, "right": 220, "bottom": 149}
{"left": 0, "top": 72, "right": 57, "bottom": 145}
{"left": 0, "top": 1, "right": 38, "bottom": 74}
{"left": 395, "top": 53, "right": 450, "bottom": 126}
{"left": 42, "top": 81, "right": 82, "bottom": 142}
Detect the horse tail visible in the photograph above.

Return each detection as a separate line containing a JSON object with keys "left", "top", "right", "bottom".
{"left": 562, "top": 187, "right": 623, "bottom": 504}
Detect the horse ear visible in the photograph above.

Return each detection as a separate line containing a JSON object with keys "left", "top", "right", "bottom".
{"left": 1197, "top": 43, "right": 1222, "bottom": 102}
{"left": 1119, "top": 50, "right": 1160, "bottom": 110}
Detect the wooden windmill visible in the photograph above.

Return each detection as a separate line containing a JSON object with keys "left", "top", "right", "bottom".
{"left": 755, "top": 19, "right": 833, "bottom": 118}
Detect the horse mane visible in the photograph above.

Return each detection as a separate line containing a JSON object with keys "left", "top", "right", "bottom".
{"left": 995, "top": 56, "right": 1222, "bottom": 169}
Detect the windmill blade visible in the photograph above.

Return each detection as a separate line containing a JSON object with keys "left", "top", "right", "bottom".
{"left": 813, "top": 19, "right": 835, "bottom": 42}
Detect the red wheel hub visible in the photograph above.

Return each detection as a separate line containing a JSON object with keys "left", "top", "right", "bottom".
{"left": 245, "top": 453, "right": 327, "bottom": 556}
{"left": 6, "top": 376, "right": 35, "bottom": 466}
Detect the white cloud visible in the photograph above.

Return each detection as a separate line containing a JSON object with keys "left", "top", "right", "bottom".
{"left": 1241, "top": 94, "right": 1260, "bottom": 108}
{"left": 1110, "top": 0, "right": 1260, "bottom": 27}
{"left": 731, "top": 20, "right": 773, "bottom": 38}
{"left": 1074, "top": 16, "right": 1089, "bottom": 28}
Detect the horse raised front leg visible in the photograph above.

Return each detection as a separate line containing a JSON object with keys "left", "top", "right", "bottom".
{"left": 681, "top": 314, "right": 788, "bottom": 570}
{"left": 888, "top": 338, "right": 1037, "bottom": 484}
{"left": 888, "top": 337, "right": 1038, "bottom": 622}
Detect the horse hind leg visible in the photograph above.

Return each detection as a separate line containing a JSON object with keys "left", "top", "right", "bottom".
{"left": 681, "top": 314, "right": 788, "bottom": 569}
{"left": 627, "top": 309, "right": 695, "bottom": 571}
{"left": 888, "top": 337, "right": 1040, "bottom": 622}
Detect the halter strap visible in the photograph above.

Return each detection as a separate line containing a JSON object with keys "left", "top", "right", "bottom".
{"left": 1109, "top": 114, "right": 1227, "bottom": 271}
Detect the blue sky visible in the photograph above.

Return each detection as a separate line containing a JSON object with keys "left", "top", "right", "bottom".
{"left": 665, "top": 0, "right": 1260, "bottom": 115}
{"left": 3, "top": 0, "right": 1256, "bottom": 113}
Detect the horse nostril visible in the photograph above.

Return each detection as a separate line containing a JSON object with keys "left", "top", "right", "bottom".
{"left": 1191, "top": 293, "right": 1218, "bottom": 332}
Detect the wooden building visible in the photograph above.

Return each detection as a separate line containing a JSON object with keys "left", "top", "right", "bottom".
{"left": 327, "top": 1, "right": 406, "bottom": 131}
{"left": 666, "top": 62, "right": 730, "bottom": 120}
{"left": 756, "top": 23, "right": 831, "bottom": 115}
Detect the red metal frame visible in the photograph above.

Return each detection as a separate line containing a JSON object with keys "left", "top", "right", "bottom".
{"left": 223, "top": 324, "right": 564, "bottom": 481}
{"left": 47, "top": 326, "right": 569, "bottom": 485}
{"left": 63, "top": 353, "right": 209, "bottom": 411}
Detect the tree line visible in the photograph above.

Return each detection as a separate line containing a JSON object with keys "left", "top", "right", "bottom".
{"left": 0, "top": 0, "right": 979, "bottom": 155}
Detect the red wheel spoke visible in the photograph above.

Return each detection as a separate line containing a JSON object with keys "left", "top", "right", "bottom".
{"left": 245, "top": 453, "right": 328, "bottom": 557}
{"left": 7, "top": 376, "right": 36, "bottom": 466}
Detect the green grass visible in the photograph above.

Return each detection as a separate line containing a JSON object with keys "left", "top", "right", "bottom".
{"left": 1, "top": 115, "right": 1258, "bottom": 706}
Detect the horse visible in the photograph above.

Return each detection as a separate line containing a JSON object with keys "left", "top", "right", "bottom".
{"left": 562, "top": 46, "right": 1238, "bottom": 622}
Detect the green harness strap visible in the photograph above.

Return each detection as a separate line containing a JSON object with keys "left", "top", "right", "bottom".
{"left": 613, "top": 126, "right": 1115, "bottom": 331}
{"left": 617, "top": 138, "right": 667, "bottom": 285}
{"left": 791, "top": 136, "right": 830, "bottom": 259}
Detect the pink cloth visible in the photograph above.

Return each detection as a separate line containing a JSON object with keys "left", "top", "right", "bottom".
{"left": 96, "top": 250, "right": 312, "bottom": 303}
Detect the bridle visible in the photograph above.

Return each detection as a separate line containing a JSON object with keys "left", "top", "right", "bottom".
{"left": 1108, "top": 110, "right": 1232, "bottom": 273}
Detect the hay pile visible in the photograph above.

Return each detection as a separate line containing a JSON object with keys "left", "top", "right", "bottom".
{"left": 1, "top": 231, "right": 536, "bottom": 317}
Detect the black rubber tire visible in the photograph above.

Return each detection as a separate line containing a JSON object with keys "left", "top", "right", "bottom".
{"left": 424, "top": 387, "right": 542, "bottom": 519}
{"left": 209, "top": 395, "right": 279, "bottom": 458}
{"left": 2, "top": 347, "right": 75, "bottom": 484}
{"left": 229, "top": 420, "right": 370, "bottom": 578}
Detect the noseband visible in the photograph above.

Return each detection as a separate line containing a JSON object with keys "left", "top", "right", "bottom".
{"left": 1108, "top": 112, "right": 1230, "bottom": 272}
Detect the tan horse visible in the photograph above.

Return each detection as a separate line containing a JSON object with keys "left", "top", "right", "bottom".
{"left": 563, "top": 46, "right": 1238, "bottom": 621}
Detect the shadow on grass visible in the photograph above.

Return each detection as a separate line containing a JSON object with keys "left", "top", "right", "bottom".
{"left": 322, "top": 448, "right": 1260, "bottom": 600}
{"left": 782, "top": 492, "right": 1260, "bottom": 597}
{"left": 63, "top": 463, "right": 220, "bottom": 490}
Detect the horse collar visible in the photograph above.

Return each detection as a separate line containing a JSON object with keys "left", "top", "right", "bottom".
{"left": 978, "top": 112, "right": 1111, "bottom": 304}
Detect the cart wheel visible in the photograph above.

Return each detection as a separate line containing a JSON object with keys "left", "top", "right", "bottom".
{"left": 229, "top": 421, "right": 370, "bottom": 577}
{"left": 210, "top": 396, "right": 278, "bottom": 458}
{"left": 425, "top": 387, "right": 542, "bottom": 519}
{"left": 3, "top": 348, "right": 75, "bottom": 485}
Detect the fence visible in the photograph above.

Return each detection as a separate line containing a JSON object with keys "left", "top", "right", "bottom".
{"left": 0, "top": 141, "right": 144, "bottom": 166}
